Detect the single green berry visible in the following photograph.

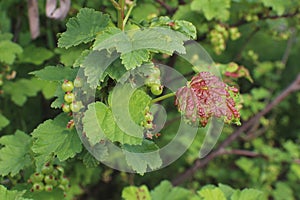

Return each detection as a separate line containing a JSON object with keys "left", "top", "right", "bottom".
{"left": 62, "top": 80, "right": 74, "bottom": 92}
{"left": 60, "top": 176, "right": 69, "bottom": 186}
{"left": 33, "top": 182, "right": 45, "bottom": 191}
{"left": 73, "top": 78, "right": 83, "bottom": 88}
{"left": 145, "top": 112, "right": 154, "bottom": 122}
{"left": 151, "top": 84, "right": 163, "bottom": 95}
{"left": 62, "top": 104, "right": 70, "bottom": 113}
{"left": 144, "top": 122, "right": 153, "bottom": 130}
{"left": 41, "top": 163, "right": 54, "bottom": 175}
{"left": 70, "top": 101, "right": 82, "bottom": 112}
{"left": 44, "top": 175, "right": 56, "bottom": 185}
{"left": 45, "top": 184, "right": 53, "bottom": 192}
{"left": 30, "top": 173, "right": 44, "bottom": 183}
{"left": 144, "top": 76, "right": 160, "bottom": 87}
{"left": 64, "top": 92, "right": 75, "bottom": 103}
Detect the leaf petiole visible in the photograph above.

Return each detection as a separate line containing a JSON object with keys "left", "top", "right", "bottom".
{"left": 151, "top": 92, "right": 175, "bottom": 104}
{"left": 123, "top": 0, "right": 137, "bottom": 28}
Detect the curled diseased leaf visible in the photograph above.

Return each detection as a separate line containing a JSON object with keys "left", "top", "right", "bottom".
{"left": 175, "top": 71, "right": 240, "bottom": 127}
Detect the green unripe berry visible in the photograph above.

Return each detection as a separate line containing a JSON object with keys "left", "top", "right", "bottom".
{"left": 30, "top": 173, "right": 44, "bottom": 183}
{"left": 62, "top": 104, "right": 70, "bottom": 113}
{"left": 145, "top": 112, "right": 154, "bottom": 122}
{"left": 64, "top": 92, "right": 75, "bottom": 104}
{"left": 60, "top": 176, "right": 69, "bottom": 186}
{"left": 73, "top": 78, "right": 83, "bottom": 88}
{"left": 61, "top": 80, "right": 74, "bottom": 92}
{"left": 44, "top": 175, "right": 55, "bottom": 185}
{"left": 41, "top": 163, "right": 54, "bottom": 175}
{"left": 151, "top": 84, "right": 163, "bottom": 96}
{"left": 144, "top": 122, "right": 153, "bottom": 130}
{"left": 70, "top": 101, "right": 82, "bottom": 112}
{"left": 45, "top": 184, "right": 53, "bottom": 192}
{"left": 32, "top": 182, "right": 45, "bottom": 192}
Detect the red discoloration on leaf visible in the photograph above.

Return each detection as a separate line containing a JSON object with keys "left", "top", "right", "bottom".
{"left": 175, "top": 72, "right": 240, "bottom": 127}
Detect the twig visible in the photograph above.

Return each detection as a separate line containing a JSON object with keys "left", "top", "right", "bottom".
{"left": 155, "top": 0, "right": 174, "bottom": 14}
{"left": 232, "top": 9, "right": 300, "bottom": 27}
{"left": 172, "top": 73, "right": 300, "bottom": 186}
{"left": 219, "top": 149, "right": 260, "bottom": 157}
{"left": 281, "top": 27, "right": 296, "bottom": 66}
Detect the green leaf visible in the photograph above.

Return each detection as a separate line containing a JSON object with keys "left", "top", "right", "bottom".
{"left": 93, "top": 27, "right": 187, "bottom": 69}
{"left": 30, "top": 66, "right": 78, "bottom": 81}
{"left": 82, "top": 102, "right": 143, "bottom": 146}
{"left": 82, "top": 50, "right": 118, "bottom": 89}
{"left": 273, "top": 182, "right": 294, "bottom": 200}
{"left": 54, "top": 46, "right": 85, "bottom": 67}
{"left": 218, "top": 184, "right": 235, "bottom": 199}
{"left": 0, "top": 185, "right": 28, "bottom": 200}
{"left": 174, "top": 20, "right": 197, "bottom": 40}
{"left": 50, "top": 85, "right": 66, "bottom": 109}
{"left": 18, "top": 45, "right": 54, "bottom": 65}
{"left": 122, "top": 185, "right": 151, "bottom": 200}
{"left": 120, "top": 49, "right": 150, "bottom": 70}
{"left": 231, "top": 188, "right": 263, "bottom": 200}
{"left": 31, "top": 114, "right": 82, "bottom": 170}
{"left": 82, "top": 151, "right": 100, "bottom": 168}
{"left": 123, "top": 140, "right": 162, "bottom": 175}
{"left": 0, "top": 114, "right": 9, "bottom": 131}
{"left": 94, "top": 27, "right": 187, "bottom": 54}
{"left": 0, "top": 40, "right": 23, "bottom": 64}
{"left": 82, "top": 102, "right": 107, "bottom": 146}
{"left": 151, "top": 180, "right": 196, "bottom": 200}
{"left": 129, "top": 89, "right": 152, "bottom": 124}
{"left": 198, "top": 187, "right": 226, "bottom": 200}
{"left": 0, "top": 130, "right": 32, "bottom": 176}
{"left": 105, "top": 59, "right": 128, "bottom": 81}
{"left": 58, "top": 8, "right": 111, "bottom": 48}
{"left": 191, "top": 0, "right": 231, "bottom": 21}
{"left": 3, "top": 78, "right": 45, "bottom": 106}
{"left": 131, "top": 3, "right": 159, "bottom": 21}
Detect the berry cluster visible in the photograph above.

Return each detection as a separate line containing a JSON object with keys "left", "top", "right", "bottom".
{"left": 140, "top": 106, "right": 161, "bottom": 139}
{"left": 61, "top": 79, "right": 83, "bottom": 114}
{"left": 209, "top": 25, "right": 241, "bottom": 55}
{"left": 175, "top": 71, "right": 240, "bottom": 127}
{"left": 144, "top": 66, "right": 163, "bottom": 96}
{"left": 28, "top": 163, "right": 70, "bottom": 194}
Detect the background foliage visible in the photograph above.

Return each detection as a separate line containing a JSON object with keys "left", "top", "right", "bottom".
{"left": 0, "top": 0, "right": 300, "bottom": 199}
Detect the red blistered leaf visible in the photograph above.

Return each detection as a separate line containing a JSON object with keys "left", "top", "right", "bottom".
{"left": 175, "top": 72, "right": 241, "bottom": 127}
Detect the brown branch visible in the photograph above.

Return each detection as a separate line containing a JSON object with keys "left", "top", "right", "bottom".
{"left": 172, "top": 73, "right": 300, "bottom": 186}
{"left": 155, "top": 0, "right": 175, "bottom": 14}
{"left": 232, "top": 9, "right": 300, "bottom": 27}
{"left": 220, "top": 149, "right": 260, "bottom": 157}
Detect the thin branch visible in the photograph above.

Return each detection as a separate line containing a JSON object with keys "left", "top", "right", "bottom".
{"left": 155, "top": 0, "right": 175, "bottom": 14}
{"left": 281, "top": 27, "right": 297, "bottom": 66}
{"left": 232, "top": 9, "right": 300, "bottom": 27}
{"left": 172, "top": 73, "right": 300, "bottom": 186}
{"left": 220, "top": 149, "right": 260, "bottom": 157}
